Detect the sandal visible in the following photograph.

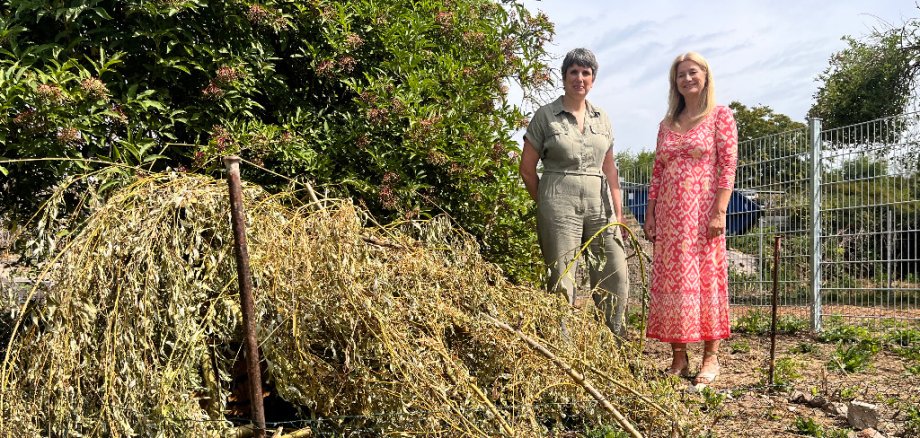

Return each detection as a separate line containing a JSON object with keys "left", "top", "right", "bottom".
{"left": 693, "top": 350, "right": 720, "bottom": 385}
{"left": 665, "top": 347, "right": 690, "bottom": 378}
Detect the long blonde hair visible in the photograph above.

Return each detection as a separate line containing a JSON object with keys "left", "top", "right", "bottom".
{"left": 666, "top": 52, "right": 715, "bottom": 128}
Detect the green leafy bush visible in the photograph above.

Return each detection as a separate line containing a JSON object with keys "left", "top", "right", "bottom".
{"left": 0, "top": 0, "right": 554, "bottom": 282}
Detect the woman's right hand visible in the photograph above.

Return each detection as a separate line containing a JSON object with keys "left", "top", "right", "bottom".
{"left": 643, "top": 214, "right": 656, "bottom": 242}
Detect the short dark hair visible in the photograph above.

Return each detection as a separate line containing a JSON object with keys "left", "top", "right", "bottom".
{"left": 561, "top": 48, "right": 598, "bottom": 76}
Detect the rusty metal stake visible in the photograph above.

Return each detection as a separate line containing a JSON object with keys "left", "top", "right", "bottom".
{"left": 223, "top": 156, "right": 266, "bottom": 438}
{"left": 768, "top": 235, "right": 782, "bottom": 388}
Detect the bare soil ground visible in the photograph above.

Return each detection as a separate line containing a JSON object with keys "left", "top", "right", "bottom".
{"left": 596, "top": 217, "right": 920, "bottom": 437}
{"left": 638, "top": 329, "right": 920, "bottom": 437}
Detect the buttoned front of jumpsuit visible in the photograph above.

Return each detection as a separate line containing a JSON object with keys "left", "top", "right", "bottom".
{"left": 525, "top": 96, "right": 629, "bottom": 335}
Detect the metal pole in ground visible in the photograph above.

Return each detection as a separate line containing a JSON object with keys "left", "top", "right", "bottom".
{"left": 808, "top": 117, "right": 823, "bottom": 332}
{"left": 223, "top": 156, "right": 266, "bottom": 438}
{"left": 768, "top": 235, "right": 782, "bottom": 388}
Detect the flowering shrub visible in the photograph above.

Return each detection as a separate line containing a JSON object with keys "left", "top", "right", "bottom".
{"left": 0, "top": 0, "right": 553, "bottom": 282}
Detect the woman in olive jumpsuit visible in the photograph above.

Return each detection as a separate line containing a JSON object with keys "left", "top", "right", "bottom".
{"left": 518, "top": 48, "right": 630, "bottom": 336}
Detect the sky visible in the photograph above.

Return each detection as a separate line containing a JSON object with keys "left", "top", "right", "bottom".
{"left": 511, "top": 0, "right": 918, "bottom": 153}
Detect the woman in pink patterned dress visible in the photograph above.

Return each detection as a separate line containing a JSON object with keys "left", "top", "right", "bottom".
{"left": 643, "top": 52, "right": 737, "bottom": 385}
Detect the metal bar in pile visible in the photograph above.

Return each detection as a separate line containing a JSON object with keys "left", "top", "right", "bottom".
{"left": 223, "top": 156, "right": 266, "bottom": 438}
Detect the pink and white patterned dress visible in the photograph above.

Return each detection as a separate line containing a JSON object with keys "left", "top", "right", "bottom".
{"left": 646, "top": 105, "right": 738, "bottom": 343}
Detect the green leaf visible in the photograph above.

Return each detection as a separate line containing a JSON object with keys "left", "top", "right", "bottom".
{"left": 92, "top": 7, "right": 113, "bottom": 20}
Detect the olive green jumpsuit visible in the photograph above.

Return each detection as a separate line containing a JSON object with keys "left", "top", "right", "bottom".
{"left": 525, "top": 97, "right": 629, "bottom": 335}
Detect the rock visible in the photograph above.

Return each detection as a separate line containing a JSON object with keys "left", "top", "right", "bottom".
{"left": 857, "top": 428, "right": 884, "bottom": 438}
{"left": 788, "top": 390, "right": 807, "bottom": 403}
{"left": 875, "top": 421, "right": 890, "bottom": 434}
{"left": 807, "top": 395, "right": 826, "bottom": 408}
{"left": 848, "top": 401, "right": 879, "bottom": 430}
{"left": 825, "top": 401, "right": 849, "bottom": 419}
{"left": 727, "top": 249, "right": 757, "bottom": 275}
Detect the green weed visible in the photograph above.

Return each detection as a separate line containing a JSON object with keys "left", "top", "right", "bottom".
{"left": 838, "top": 386, "right": 859, "bottom": 401}
{"left": 793, "top": 416, "right": 822, "bottom": 436}
{"left": 764, "top": 357, "right": 802, "bottom": 389}
{"left": 699, "top": 386, "right": 726, "bottom": 413}
{"left": 886, "top": 327, "right": 920, "bottom": 347}
{"left": 879, "top": 318, "right": 910, "bottom": 330}
{"left": 587, "top": 426, "right": 628, "bottom": 438}
{"left": 894, "top": 345, "right": 920, "bottom": 361}
{"left": 733, "top": 310, "right": 770, "bottom": 334}
{"left": 765, "top": 408, "right": 782, "bottom": 421}
{"left": 818, "top": 324, "right": 872, "bottom": 344}
{"left": 825, "top": 428, "right": 851, "bottom": 438}
{"left": 626, "top": 311, "right": 644, "bottom": 328}
{"left": 776, "top": 315, "right": 809, "bottom": 334}
{"left": 730, "top": 339, "right": 751, "bottom": 354}
{"left": 733, "top": 310, "right": 809, "bottom": 335}
{"left": 789, "top": 342, "right": 818, "bottom": 355}
{"left": 906, "top": 405, "right": 920, "bottom": 437}
{"left": 828, "top": 340, "right": 880, "bottom": 373}
{"left": 792, "top": 415, "right": 850, "bottom": 437}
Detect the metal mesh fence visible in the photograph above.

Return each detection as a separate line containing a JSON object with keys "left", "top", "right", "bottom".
{"left": 819, "top": 112, "right": 920, "bottom": 321}
{"left": 617, "top": 110, "right": 920, "bottom": 326}
{"left": 726, "top": 128, "right": 811, "bottom": 312}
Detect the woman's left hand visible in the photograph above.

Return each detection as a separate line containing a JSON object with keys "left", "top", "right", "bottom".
{"left": 707, "top": 213, "right": 726, "bottom": 238}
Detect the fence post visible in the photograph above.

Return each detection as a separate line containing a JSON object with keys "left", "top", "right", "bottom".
{"left": 808, "top": 118, "right": 823, "bottom": 332}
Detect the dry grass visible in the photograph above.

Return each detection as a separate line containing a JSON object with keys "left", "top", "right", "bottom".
{"left": 0, "top": 172, "right": 702, "bottom": 436}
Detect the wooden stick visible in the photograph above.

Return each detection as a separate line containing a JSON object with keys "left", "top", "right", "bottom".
{"left": 481, "top": 313, "right": 644, "bottom": 438}
{"left": 466, "top": 378, "right": 516, "bottom": 436}
{"left": 577, "top": 361, "right": 683, "bottom": 438}
{"left": 227, "top": 426, "right": 312, "bottom": 438}
{"left": 282, "top": 428, "right": 313, "bottom": 438}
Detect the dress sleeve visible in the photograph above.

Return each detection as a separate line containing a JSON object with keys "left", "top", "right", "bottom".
{"left": 647, "top": 122, "right": 667, "bottom": 201}
{"left": 714, "top": 106, "right": 738, "bottom": 190}
{"left": 524, "top": 108, "right": 546, "bottom": 157}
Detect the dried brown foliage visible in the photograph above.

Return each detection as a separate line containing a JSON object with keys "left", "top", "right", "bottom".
{"left": 0, "top": 173, "right": 701, "bottom": 436}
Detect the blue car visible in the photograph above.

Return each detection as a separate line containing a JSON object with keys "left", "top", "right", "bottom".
{"left": 621, "top": 184, "right": 763, "bottom": 236}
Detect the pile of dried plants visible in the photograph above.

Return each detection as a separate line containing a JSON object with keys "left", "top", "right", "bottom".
{"left": 0, "top": 172, "right": 702, "bottom": 436}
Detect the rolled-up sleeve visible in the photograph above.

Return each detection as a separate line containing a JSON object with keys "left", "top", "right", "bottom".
{"left": 714, "top": 106, "right": 738, "bottom": 190}
{"left": 524, "top": 109, "right": 546, "bottom": 157}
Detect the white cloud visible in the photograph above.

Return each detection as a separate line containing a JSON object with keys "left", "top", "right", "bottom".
{"left": 510, "top": 0, "right": 917, "bottom": 153}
